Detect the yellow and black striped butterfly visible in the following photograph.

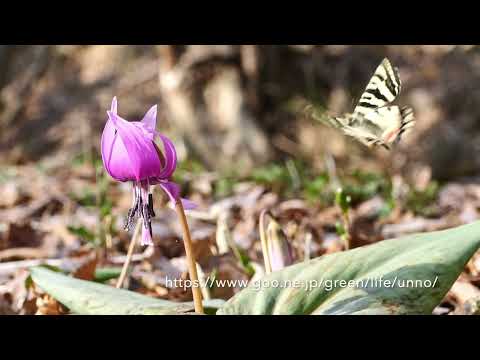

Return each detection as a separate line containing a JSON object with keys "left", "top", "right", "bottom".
{"left": 309, "top": 58, "right": 415, "bottom": 150}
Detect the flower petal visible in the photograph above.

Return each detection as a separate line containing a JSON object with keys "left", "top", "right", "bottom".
{"left": 147, "top": 134, "right": 177, "bottom": 183}
{"left": 159, "top": 181, "right": 179, "bottom": 204}
{"left": 107, "top": 111, "right": 162, "bottom": 181}
{"left": 159, "top": 181, "right": 197, "bottom": 210}
{"left": 179, "top": 198, "right": 197, "bottom": 210}
{"left": 141, "top": 105, "right": 157, "bottom": 133}
{"left": 141, "top": 225, "right": 153, "bottom": 246}
{"left": 111, "top": 97, "right": 118, "bottom": 114}
{"left": 101, "top": 116, "right": 135, "bottom": 181}
{"left": 156, "top": 134, "right": 177, "bottom": 180}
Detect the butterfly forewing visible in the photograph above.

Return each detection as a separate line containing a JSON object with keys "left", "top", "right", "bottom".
{"left": 353, "top": 58, "right": 402, "bottom": 116}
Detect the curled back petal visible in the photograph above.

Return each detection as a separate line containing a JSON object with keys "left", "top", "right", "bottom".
{"left": 156, "top": 134, "right": 177, "bottom": 180}
{"left": 179, "top": 198, "right": 197, "bottom": 210}
{"left": 159, "top": 181, "right": 179, "bottom": 204}
{"left": 107, "top": 111, "right": 162, "bottom": 181}
{"left": 159, "top": 181, "right": 197, "bottom": 210}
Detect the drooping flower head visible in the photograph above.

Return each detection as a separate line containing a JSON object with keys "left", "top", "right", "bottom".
{"left": 101, "top": 97, "right": 195, "bottom": 246}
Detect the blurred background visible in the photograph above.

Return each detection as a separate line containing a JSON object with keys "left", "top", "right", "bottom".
{"left": 2, "top": 45, "right": 480, "bottom": 314}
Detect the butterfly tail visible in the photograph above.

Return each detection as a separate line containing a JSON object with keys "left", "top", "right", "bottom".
{"left": 393, "top": 106, "right": 415, "bottom": 144}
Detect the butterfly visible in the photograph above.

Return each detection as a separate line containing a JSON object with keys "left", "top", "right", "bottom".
{"left": 308, "top": 58, "right": 415, "bottom": 150}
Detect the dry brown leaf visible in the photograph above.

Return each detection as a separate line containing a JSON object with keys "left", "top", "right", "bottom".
{"left": 72, "top": 252, "right": 98, "bottom": 281}
{"left": 1, "top": 223, "right": 43, "bottom": 250}
{"left": 449, "top": 277, "right": 480, "bottom": 306}
{"left": 35, "top": 294, "right": 66, "bottom": 315}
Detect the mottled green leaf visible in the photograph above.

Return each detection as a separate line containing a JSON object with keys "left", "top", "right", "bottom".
{"left": 30, "top": 267, "right": 224, "bottom": 315}
{"left": 218, "top": 221, "right": 480, "bottom": 315}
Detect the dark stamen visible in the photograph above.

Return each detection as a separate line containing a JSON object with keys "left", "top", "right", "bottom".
{"left": 124, "top": 209, "right": 133, "bottom": 230}
{"left": 142, "top": 204, "right": 153, "bottom": 238}
{"left": 148, "top": 193, "right": 156, "bottom": 218}
{"left": 124, "top": 188, "right": 141, "bottom": 231}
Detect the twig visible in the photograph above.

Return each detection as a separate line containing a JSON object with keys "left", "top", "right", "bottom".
{"left": 175, "top": 201, "right": 204, "bottom": 314}
{"left": 116, "top": 219, "right": 141, "bottom": 289}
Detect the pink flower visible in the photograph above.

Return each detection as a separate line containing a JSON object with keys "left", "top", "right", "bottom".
{"left": 101, "top": 97, "right": 195, "bottom": 246}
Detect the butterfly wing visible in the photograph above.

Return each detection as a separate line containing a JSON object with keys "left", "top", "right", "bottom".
{"left": 353, "top": 58, "right": 402, "bottom": 116}
{"left": 306, "top": 104, "right": 350, "bottom": 129}
{"left": 358, "top": 106, "right": 415, "bottom": 149}
{"left": 340, "top": 122, "right": 386, "bottom": 148}
{"left": 309, "top": 108, "right": 402, "bottom": 148}
{"left": 307, "top": 107, "right": 377, "bottom": 147}
{"left": 307, "top": 58, "right": 415, "bottom": 149}
{"left": 349, "top": 58, "right": 415, "bottom": 149}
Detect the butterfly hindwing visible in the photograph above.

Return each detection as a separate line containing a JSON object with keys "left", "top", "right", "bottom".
{"left": 360, "top": 105, "right": 415, "bottom": 148}
{"left": 325, "top": 106, "right": 414, "bottom": 150}
{"left": 338, "top": 121, "right": 386, "bottom": 148}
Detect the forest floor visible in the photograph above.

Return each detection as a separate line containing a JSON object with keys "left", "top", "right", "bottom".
{"left": 1, "top": 153, "right": 480, "bottom": 315}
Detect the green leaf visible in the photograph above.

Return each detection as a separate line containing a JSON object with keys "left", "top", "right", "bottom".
{"left": 251, "top": 164, "right": 289, "bottom": 184}
{"left": 93, "top": 267, "right": 122, "bottom": 283}
{"left": 214, "top": 178, "right": 235, "bottom": 198}
{"left": 67, "top": 226, "right": 95, "bottom": 243}
{"left": 218, "top": 221, "right": 480, "bottom": 315}
{"left": 335, "top": 188, "right": 351, "bottom": 214}
{"left": 30, "top": 267, "right": 224, "bottom": 315}
{"left": 100, "top": 202, "right": 113, "bottom": 217}
{"left": 343, "top": 170, "right": 392, "bottom": 205}
{"left": 303, "top": 175, "right": 329, "bottom": 203}
{"left": 406, "top": 181, "right": 440, "bottom": 216}
{"left": 335, "top": 221, "right": 347, "bottom": 238}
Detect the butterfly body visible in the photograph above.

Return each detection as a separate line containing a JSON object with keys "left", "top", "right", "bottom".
{"left": 310, "top": 58, "right": 415, "bottom": 150}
